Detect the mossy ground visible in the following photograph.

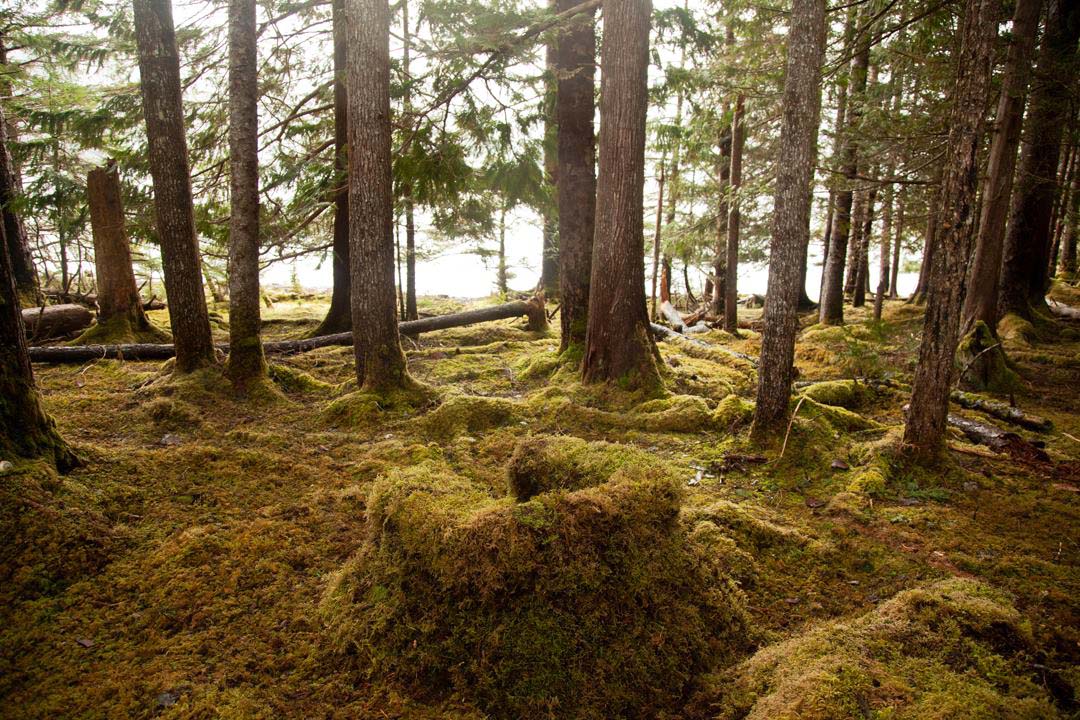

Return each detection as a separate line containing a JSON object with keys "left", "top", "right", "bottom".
{"left": 3, "top": 294, "right": 1079, "bottom": 718}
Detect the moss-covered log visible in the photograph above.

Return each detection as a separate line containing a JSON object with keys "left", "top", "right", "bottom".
{"left": 949, "top": 390, "right": 1052, "bottom": 432}
{"left": 22, "top": 304, "right": 92, "bottom": 340}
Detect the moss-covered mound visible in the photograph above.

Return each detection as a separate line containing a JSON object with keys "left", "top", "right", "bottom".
{"left": 702, "top": 577, "right": 1061, "bottom": 719}
{"left": 322, "top": 444, "right": 751, "bottom": 718}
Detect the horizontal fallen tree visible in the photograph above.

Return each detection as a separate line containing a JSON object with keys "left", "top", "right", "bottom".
{"left": 28, "top": 297, "right": 547, "bottom": 364}
{"left": 23, "top": 304, "right": 94, "bottom": 340}
{"left": 949, "top": 390, "right": 1052, "bottom": 432}
{"left": 649, "top": 322, "right": 758, "bottom": 367}
{"left": 946, "top": 412, "right": 1049, "bottom": 463}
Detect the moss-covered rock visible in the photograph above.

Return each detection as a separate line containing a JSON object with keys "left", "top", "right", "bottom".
{"left": 701, "top": 578, "right": 1060, "bottom": 719}
{"left": 322, "top": 458, "right": 751, "bottom": 719}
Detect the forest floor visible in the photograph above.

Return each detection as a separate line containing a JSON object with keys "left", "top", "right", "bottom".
{"left": 2, "top": 288, "right": 1079, "bottom": 719}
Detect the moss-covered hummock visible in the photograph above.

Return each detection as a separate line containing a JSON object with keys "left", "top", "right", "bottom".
{"left": 700, "top": 577, "right": 1060, "bottom": 719}
{"left": 69, "top": 313, "right": 171, "bottom": 346}
{"left": 322, "top": 441, "right": 751, "bottom": 719}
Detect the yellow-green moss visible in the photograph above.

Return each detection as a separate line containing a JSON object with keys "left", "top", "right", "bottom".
{"left": 713, "top": 394, "right": 755, "bottom": 430}
{"left": 799, "top": 380, "right": 878, "bottom": 409}
{"left": 412, "top": 394, "right": 522, "bottom": 438}
{"left": 956, "top": 321, "right": 1021, "bottom": 393}
{"left": 267, "top": 362, "right": 334, "bottom": 394}
{"left": 69, "top": 313, "right": 171, "bottom": 346}
{"left": 321, "top": 460, "right": 751, "bottom": 719}
{"left": 801, "top": 397, "right": 885, "bottom": 433}
{"left": 998, "top": 313, "right": 1038, "bottom": 347}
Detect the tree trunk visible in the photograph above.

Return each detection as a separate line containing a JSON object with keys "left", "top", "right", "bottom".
{"left": 818, "top": 11, "right": 870, "bottom": 325}
{"left": 556, "top": 0, "right": 597, "bottom": 353}
{"left": 83, "top": 163, "right": 156, "bottom": 338}
{"left": 0, "top": 196, "right": 78, "bottom": 471}
{"left": 649, "top": 158, "right": 666, "bottom": 321}
{"left": 874, "top": 182, "right": 893, "bottom": 320}
{"left": 497, "top": 204, "right": 508, "bottom": 297}
{"left": 133, "top": 0, "right": 215, "bottom": 373}
{"left": 1061, "top": 158, "right": 1079, "bottom": 278}
{"left": 723, "top": 95, "right": 745, "bottom": 333}
{"left": 889, "top": 189, "right": 904, "bottom": 297}
{"left": 314, "top": 0, "right": 352, "bottom": 336}
{"left": 903, "top": 0, "right": 996, "bottom": 457}
{"left": 750, "top": 0, "right": 826, "bottom": 440}
{"left": 852, "top": 184, "right": 877, "bottom": 307}
{"left": 1048, "top": 136, "right": 1074, "bottom": 274}
{"left": 541, "top": 19, "right": 560, "bottom": 299}
{"left": 909, "top": 168, "right": 942, "bottom": 304}
{"left": 0, "top": 102, "right": 37, "bottom": 305}
{"left": 711, "top": 123, "right": 732, "bottom": 316}
{"left": 225, "top": 0, "right": 265, "bottom": 389}
{"left": 402, "top": 0, "right": 419, "bottom": 322}
{"left": 960, "top": 0, "right": 1042, "bottom": 332}
{"left": 347, "top": 0, "right": 410, "bottom": 392}
{"left": 581, "top": 0, "right": 660, "bottom": 388}
{"left": 997, "top": 0, "right": 1080, "bottom": 319}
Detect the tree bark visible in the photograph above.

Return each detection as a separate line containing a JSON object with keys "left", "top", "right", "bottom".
{"left": 1058, "top": 145, "right": 1079, "bottom": 278}
{"left": 903, "top": 0, "right": 997, "bottom": 457}
{"left": 818, "top": 10, "right": 870, "bottom": 325}
{"left": 314, "top": 0, "right": 352, "bottom": 336}
{"left": 852, "top": 183, "right": 877, "bottom": 307}
{"left": 542, "top": 16, "right": 560, "bottom": 300}
{"left": 225, "top": 0, "right": 265, "bottom": 389}
{"left": 960, "top": 0, "right": 1042, "bottom": 332}
{"left": 581, "top": 0, "right": 660, "bottom": 388}
{"left": 750, "top": 0, "right": 826, "bottom": 440}
{"left": 85, "top": 164, "right": 152, "bottom": 333}
{"left": 403, "top": 0, "right": 419, "bottom": 321}
{"left": 889, "top": 189, "right": 904, "bottom": 297}
{"left": 874, "top": 182, "right": 893, "bottom": 319}
{"left": 22, "top": 304, "right": 93, "bottom": 340}
{"left": 347, "top": 0, "right": 410, "bottom": 392}
{"left": 0, "top": 199, "right": 78, "bottom": 471}
{"left": 723, "top": 95, "right": 745, "bottom": 333}
{"left": 711, "top": 124, "right": 732, "bottom": 316}
{"left": 997, "top": 0, "right": 1080, "bottom": 319}
{"left": 556, "top": 0, "right": 597, "bottom": 353}
{"left": 133, "top": 0, "right": 215, "bottom": 373}
{"left": 649, "top": 158, "right": 666, "bottom": 321}
{"left": 0, "top": 102, "right": 37, "bottom": 305}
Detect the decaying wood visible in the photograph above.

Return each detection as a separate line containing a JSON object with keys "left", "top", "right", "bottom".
{"left": 949, "top": 390, "right": 1052, "bottom": 432}
{"left": 1046, "top": 298, "right": 1080, "bottom": 320}
{"left": 22, "top": 304, "right": 93, "bottom": 340}
{"left": 649, "top": 322, "right": 758, "bottom": 367}
{"left": 658, "top": 299, "right": 686, "bottom": 332}
{"left": 27, "top": 298, "right": 544, "bottom": 363}
{"left": 945, "top": 412, "right": 1049, "bottom": 462}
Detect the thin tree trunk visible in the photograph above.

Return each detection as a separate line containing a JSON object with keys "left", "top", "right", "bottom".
{"left": 874, "top": 182, "right": 893, "bottom": 319}
{"left": 649, "top": 158, "right": 666, "bottom": 321}
{"left": 1048, "top": 136, "right": 1074, "bottom": 274}
{"left": 581, "top": 0, "right": 660, "bottom": 388}
{"left": 84, "top": 163, "right": 153, "bottom": 334}
{"left": 497, "top": 204, "right": 508, "bottom": 298}
{"left": 0, "top": 144, "right": 78, "bottom": 471}
{"left": 1060, "top": 154, "right": 1080, "bottom": 278}
{"left": 556, "top": 0, "right": 597, "bottom": 352}
{"left": 0, "top": 89, "right": 37, "bottom": 304}
{"left": 818, "top": 8, "right": 870, "bottom": 325}
{"left": 133, "top": 0, "right": 215, "bottom": 373}
{"left": 910, "top": 167, "right": 943, "bottom": 304}
{"left": 347, "top": 0, "right": 410, "bottom": 391}
{"left": 750, "top": 0, "right": 826, "bottom": 440}
{"left": 711, "top": 121, "right": 732, "bottom": 316}
{"left": 723, "top": 94, "right": 745, "bottom": 332}
{"left": 403, "top": 0, "right": 418, "bottom": 321}
{"left": 960, "top": 0, "right": 1042, "bottom": 332}
{"left": 852, "top": 184, "right": 877, "bottom": 307}
{"left": 542, "top": 14, "right": 560, "bottom": 299}
{"left": 889, "top": 191, "right": 904, "bottom": 297}
{"left": 904, "top": 0, "right": 996, "bottom": 457}
{"left": 998, "top": 0, "right": 1080, "bottom": 319}
{"left": 313, "top": 0, "right": 351, "bottom": 335}
{"left": 225, "top": 0, "right": 265, "bottom": 389}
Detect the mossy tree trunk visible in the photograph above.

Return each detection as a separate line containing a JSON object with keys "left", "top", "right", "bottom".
{"left": 133, "top": 0, "right": 215, "bottom": 373}
{"left": 313, "top": 0, "right": 352, "bottom": 336}
{"left": 0, "top": 102, "right": 37, "bottom": 306}
{"left": 225, "top": 0, "right": 266, "bottom": 390}
{"left": 556, "top": 0, "right": 596, "bottom": 353}
{"left": 346, "top": 0, "right": 410, "bottom": 392}
{"left": 997, "top": 0, "right": 1080, "bottom": 320}
{"left": 723, "top": 94, "right": 744, "bottom": 333}
{"left": 581, "top": 0, "right": 660, "bottom": 389}
{"left": 960, "top": 0, "right": 1042, "bottom": 333}
{"left": 649, "top": 157, "right": 665, "bottom": 321}
{"left": 818, "top": 6, "right": 869, "bottom": 325}
{"left": 0, "top": 214, "right": 78, "bottom": 472}
{"left": 750, "top": 0, "right": 826, "bottom": 440}
{"left": 904, "top": 0, "right": 997, "bottom": 457}
{"left": 84, "top": 163, "right": 155, "bottom": 337}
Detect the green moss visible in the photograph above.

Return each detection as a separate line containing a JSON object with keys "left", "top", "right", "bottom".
{"left": 69, "top": 313, "right": 171, "bottom": 346}
{"left": 799, "top": 380, "right": 878, "bottom": 409}
{"left": 267, "top": 362, "right": 333, "bottom": 394}
{"left": 506, "top": 434, "right": 666, "bottom": 501}
{"left": 998, "top": 313, "right": 1038, "bottom": 347}
{"left": 323, "top": 381, "right": 440, "bottom": 426}
{"left": 322, "top": 460, "right": 751, "bottom": 719}
{"left": 713, "top": 394, "right": 755, "bottom": 430}
{"left": 801, "top": 397, "right": 885, "bottom": 433}
{"left": 956, "top": 321, "right": 1021, "bottom": 393}
{"left": 415, "top": 394, "right": 522, "bottom": 438}
{"left": 701, "top": 578, "right": 1057, "bottom": 719}
{"left": 143, "top": 397, "right": 202, "bottom": 431}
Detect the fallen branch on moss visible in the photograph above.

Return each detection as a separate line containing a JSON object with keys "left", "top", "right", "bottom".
{"left": 28, "top": 298, "right": 547, "bottom": 364}
{"left": 949, "top": 391, "right": 1052, "bottom": 433}
{"left": 649, "top": 322, "right": 758, "bottom": 367}
{"left": 945, "top": 412, "right": 1049, "bottom": 462}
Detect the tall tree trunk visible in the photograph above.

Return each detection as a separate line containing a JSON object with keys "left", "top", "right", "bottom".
{"left": 0, "top": 88, "right": 37, "bottom": 305}
{"left": 1048, "top": 136, "right": 1074, "bottom": 273}
{"left": 817, "top": 32, "right": 851, "bottom": 304}
{"left": 710, "top": 123, "right": 732, "bottom": 316}
{"left": 0, "top": 177, "right": 77, "bottom": 470}
{"left": 542, "top": 15, "right": 560, "bottom": 299}
{"left": 225, "top": 0, "right": 265, "bottom": 389}
{"left": 852, "top": 184, "right": 877, "bottom": 307}
{"left": 347, "top": 0, "right": 410, "bottom": 391}
{"left": 556, "top": 0, "right": 597, "bottom": 353}
{"left": 723, "top": 94, "right": 745, "bottom": 332}
{"left": 133, "top": 0, "right": 215, "bottom": 373}
{"left": 581, "top": 0, "right": 660, "bottom": 388}
{"left": 1061, "top": 155, "right": 1080, "bottom": 278}
{"left": 960, "top": 0, "right": 1042, "bottom": 332}
{"left": 909, "top": 167, "right": 943, "bottom": 304}
{"left": 314, "top": 0, "right": 351, "bottom": 335}
{"left": 84, "top": 163, "right": 154, "bottom": 335}
{"left": 818, "top": 9, "right": 870, "bottom": 325}
{"left": 998, "top": 0, "right": 1080, "bottom": 319}
{"left": 874, "top": 182, "right": 893, "bottom": 319}
{"left": 750, "top": 0, "right": 826, "bottom": 440}
{"left": 649, "top": 158, "right": 666, "bottom": 321}
{"left": 889, "top": 189, "right": 904, "bottom": 297}
{"left": 402, "top": 0, "right": 418, "bottom": 321}
{"left": 497, "top": 204, "right": 508, "bottom": 298}
{"left": 904, "top": 0, "right": 996, "bottom": 457}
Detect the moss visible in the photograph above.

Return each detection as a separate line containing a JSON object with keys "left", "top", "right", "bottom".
{"left": 322, "top": 460, "right": 751, "bottom": 719}
{"left": 506, "top": 434, "right": 666, "bottom": 501}
{"left": 713, "top": 394, "right": 755, "bottom": 430}
{"left": 143, "top": 397, "right": 203, "bottom": 431}
{"left": 267, "top": 362, "right": 333, "bottom": 394}
{"left": 799, "top": 380, "right": 878, "bottom": 409}
{"left": 415, "top": 394, "right": 522, "bottom": 439}
{"left": 69, "top": 313, "right": 171, "bottom": 346}
{"left": 323, "top": 381, "right": 440, "bottom": 426}
{"left": 998, "top": 313, "right": 1038, "bottom": 348}
{"left": 701, "top": 578, "right": 1058, "bottom": 720}
{"left": 956, "top": 321, "right": 1021, "bottom": 393}
{"left": 801, "top": 397, "right": 885, "bottom": 433}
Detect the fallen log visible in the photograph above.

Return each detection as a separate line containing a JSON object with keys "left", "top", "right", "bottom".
{"left": 649, "top": 322, "right": 758, "bottom": 367}
{"left": 23, "top": 304, "right": 94, "bottom": 340}
{"left": 42, "top": 289, "right": 165, "bottom": 312}
{"left": 658, "top": 300, "right": 686, "bottom": 332}
{"left": 28, "top": 298, "right": 545, "bottom": 364}
{"left": 949, "top": 390, "right": 1052, "bottom": 432}
{"left": 1046, "top": 298, "right": 1080, "bottom": 320}
{"left": 945, "top": 412, "right": 1049, "bottom": 463}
